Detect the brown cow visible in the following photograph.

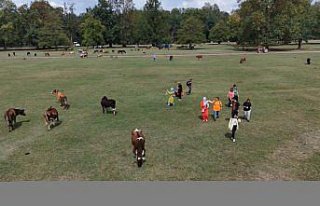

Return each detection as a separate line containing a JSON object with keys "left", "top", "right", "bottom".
{"left": 4, "top": 108, "right": 26, "bottom": 132}
{"left": 196, "top": 55, "right": 203, "bottom": 60}
{"left": 43, "top": 106, "right": 59, "bottom": 130}
{"left": 131, "top": 128, "right": 146, "bottom": 167}
{"left": 240, "top": 57, "right": 246, "bottom": 64}
{"left": 51, "top": 89, "right": 70, "bottom": 110}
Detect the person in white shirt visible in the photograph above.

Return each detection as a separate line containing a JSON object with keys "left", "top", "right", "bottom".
{"left": 228, "top": 114, "right": 239, "bottom": 143}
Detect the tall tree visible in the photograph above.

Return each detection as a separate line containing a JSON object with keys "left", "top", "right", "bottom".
{"left": 0, "top": 0, "right": 18, "bottom": 49}
{"left": 143, "top": 0, "right": 169, "bottom": 45}
{"left": 118, "top": 0, "right": 135, "bottom": 46}
{"left": 177, "top": 16, "right": 205, "bottom": 49}
{"left": 81, "top": 14, "right": 105, "bottom": 47}
{"left": 92, "top": 0, "right": 117, "bottom": 47}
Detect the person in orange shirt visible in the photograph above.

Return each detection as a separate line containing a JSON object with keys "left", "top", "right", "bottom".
{"left": 200, "top": 97, "right": 209, "bottom": 122}
{"left": 210, "top": 97, "right": 222, "bottom": 121}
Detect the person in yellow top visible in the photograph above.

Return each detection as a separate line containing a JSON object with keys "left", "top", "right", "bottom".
{"left": 166, "top": 88, "right": 175, "bottom": 107}
{"left": 209, "top": 97, "right": 222, "bottom": 121}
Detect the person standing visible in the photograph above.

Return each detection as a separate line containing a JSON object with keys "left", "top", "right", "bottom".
{"left": 166, "top": 88, "right": 175, "bottom": 107}
{"left": 186, "top": 79, "right": 192, "bottom": 95}
{"left": 243, "top": 98, "right": 252, "bottom": 122}
{"left": 228, "top": 114, "right": 239, "bottom": 143}
{"left": 231, "top": 98, "right": 240, "bottom": 118}
{"left": 227, "top": 88, "right": 234, "bottom": 107}
{"left": 233, "top": 84, "right": 239, "bottom": 101}
{"left": 210, "top": 97, "right": 222, "bottom": 121}
{"left": 200, "top": 97, "right": 209, "bottom": 122}
{"left": 176, "top": 82, "right": 183, "bottom": 101}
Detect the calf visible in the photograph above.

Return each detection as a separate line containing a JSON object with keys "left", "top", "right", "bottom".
{"left": 101, "top": 96, "right": 116, "bottom": 116}
{"left": 4, "top": 108, "right": 26, "bottom": 132}
{"left": 196, "top": 55, "right": 203, "bottom": 60}
{"left": 45, "top": 52, "right": 50, "bottom": 57}
{"left": 240, "top": 57, "right": 246, "bottom": 64}
{"left": 43, "top": 106, "right": 59, "bottom": 130}
{"left": 51, "top": 89, "right": 70, "bottom": 110}
{"left": 131, "top": 128, "right": 146, "bottom": 167}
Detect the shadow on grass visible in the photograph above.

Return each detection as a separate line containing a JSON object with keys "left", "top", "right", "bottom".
{"left": 224, "top": 133, "right": 232, "bottom": 139}
{"left": 14, "top": 119, "right": 31, "bottom": 130}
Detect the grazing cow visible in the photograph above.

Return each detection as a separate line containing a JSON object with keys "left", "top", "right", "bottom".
{"left": 117, "top": 50, "right": 126, "bottom": 54}
{"left": 13, "top": 52, "right": 16, "bottom": 56}
{"left": 45, "top": 52, "right": 50, "bottom": 57}
{"left": 100, "top": 96, "right": 116, "bottom": 116}
{"left": 43, "top": 106, "right": 59, "bottom": 130}
{"left": 34, "top": 53, "right": 37, "bottom": 57}
{"left": 27, "top": 52, "right": 31, "bottom": 56}
{"left": 131, "top": 128, "right": 146, "bottom": 168}
{"left": 169, "top": 55, "right": 173, "bottom": 61}
{"left": 4, "top": 108, "right": 26, "bottom": 132}
{"left": 8, "top": 53, "right": 11, "bottom": 57}
{"left": 51, "top": 89, "right": 70, "bottom": 110}
{"left": 80, "top": 51, "right": 88, "bottom": 58}
{"left": 240, "top": 57, "right": 246, "bottom": 64}
{"left": 196, "top": 55, "right": 203, "bottom": 60}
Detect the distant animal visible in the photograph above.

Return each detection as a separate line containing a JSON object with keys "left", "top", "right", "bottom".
{"left": 103, "top": 50, "right": 109, "bottom": 54}
{"left": 117, "top": 50, "right": 126, "bottom": 54}
{"left": 307, "top": 58, "right": 311, "bottom": 65}
{"left": 169, "top": 55, "right": 173, "bottom": 61}
{"left": 27, "top": 52, "right": 31, "bottom": 56}
{"left": 80, "top": 51, "right": 88, "bottom": 58}
{"left": 131, "top": 128, "right": 146, "bottom": 168}
{"left": 240, "top": 57, "right": 246, "bottom": 64}
{"left": 100, "top": 96, "right": 116, "bottom": 116}
{"left": 45, "top": 52, "right": 50, "bottom": 57}
{"left": 8, "top": 53, "right": 11, "bottom": 57}
{"left": 196, "top": 55, "right": 203, "bottom": 60}
{"left": 112, "top": 50, "right": 115, "bottom": 53}
{"left": 34, "top": 53, "right": 37, "bottom": 57}
{"left": 4, "top": 108, "right": 26, "bottom": 132}
{"left": 43, "top": 106, "right": 59, "bottom": 130}
{"left": 51, "top": 89, "right": 70, "bottom": 110}
{"left": 13, "top": 52, "right": 16, "bottom": 56}
{"left": 97, "top": 54, "right": 102, "bottom": 58}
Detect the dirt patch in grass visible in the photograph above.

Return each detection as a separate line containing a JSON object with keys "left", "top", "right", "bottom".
{"left": 253, "top": 130, "right": 320, "bottom": 180}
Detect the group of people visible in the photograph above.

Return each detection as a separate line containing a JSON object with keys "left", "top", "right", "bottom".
{"left": 165, "top": 79, "right": 192, "bottom": 107}
{"left": 201, "top": 84, "right": 252, "bottom": 143}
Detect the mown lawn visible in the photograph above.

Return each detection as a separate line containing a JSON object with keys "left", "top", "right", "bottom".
{"left": 0, "top": 47, "right": 319, "bottom": 181}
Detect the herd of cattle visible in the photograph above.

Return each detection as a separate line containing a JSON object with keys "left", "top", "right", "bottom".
{"left": 2, "top": 90, "right": 148, "bottom": 167}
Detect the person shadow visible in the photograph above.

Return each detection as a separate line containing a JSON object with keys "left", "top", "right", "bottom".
{"left": 224, "top": 133, "right": 232, "bottom": 139}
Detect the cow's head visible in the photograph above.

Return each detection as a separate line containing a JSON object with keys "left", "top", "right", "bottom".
{"left": 15, "top": 108, "right": 26, "bottom": 116}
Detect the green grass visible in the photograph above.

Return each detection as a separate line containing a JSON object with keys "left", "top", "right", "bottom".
{"left": 0, "top": 45, "right": 319, "bottom": 181}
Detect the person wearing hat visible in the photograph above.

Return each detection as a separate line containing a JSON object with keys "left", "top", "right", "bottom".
{"left": 228, "top": 113, "right": 239, "bottom": 143}
{"left": 200, "top": 97, "right": 209, "bottom": 122}
{"left": 166, "top": 88, "right": 175, "bottom": 107}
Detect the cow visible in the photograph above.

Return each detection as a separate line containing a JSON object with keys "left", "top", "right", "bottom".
{"left": 196, "top": 55, "right": 203, "bottom": 60}
{"left": 45, "top": 52, "right": 50, "bottom": 57}
{"left": 43, "top": 106, "right": 59, "bottom": 130}
{"left": 240, "top": 57, "right": 246, "bottom": 64}
{"left": 13, "top": 52, "right": 16, "bottom": 56}
{"left": 51, "top": 89, "right": 70, "bottom": 110}
{"left": 117, "top": 50, "right": 126, "bottom": 54}
{"left": 100, "top": 96, "right": 116, "bottom": 116}
{"left": 169, "top": 55, "right": 173, "bottom": 61}
{"left": 27, "top": 52, "right": 31, "bottom": 56}
{"left": 8, "top": 53, "right": 11, "bottom": 57}
{"left": 4, "top": 108, "right": 26, "bottom": 132}
{"left": 131, "top": 128, "right": 146, "bottom": 168}
{"left": 34, "top": 53, "right": 37, "bottom": 57}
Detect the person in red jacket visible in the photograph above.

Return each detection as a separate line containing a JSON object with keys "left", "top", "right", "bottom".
{"left": 200, "top": 97, "right": 209, "bottom": 122}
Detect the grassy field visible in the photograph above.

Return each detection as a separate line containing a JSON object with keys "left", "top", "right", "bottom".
{"left": 0, "top": 45, "right": 319, "bottom": 181}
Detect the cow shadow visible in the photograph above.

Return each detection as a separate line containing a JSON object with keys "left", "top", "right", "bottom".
{"left": 14, "top": 120, "right": 31, "bottom": 129}
{"left": 198, "top": 115, "right": 203, "bottom": 120}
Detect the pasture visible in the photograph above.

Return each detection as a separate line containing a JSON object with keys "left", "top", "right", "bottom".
{"left": 0, "top": 45, "right": 320, "bottom": 181}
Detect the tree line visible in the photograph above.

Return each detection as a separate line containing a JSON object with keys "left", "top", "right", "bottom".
{"left": 0, "top": 0, "right": 319, "bottom": 50}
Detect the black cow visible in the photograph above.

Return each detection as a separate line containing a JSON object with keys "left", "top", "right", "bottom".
{"left": 101, "top": 96, "right": 116, "bottom": 116}
{"left": 27, "top": 52, "right": 31, "bottom": 56}
{"left": 4, "top": 108, "right": 26, "bottom": 132}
